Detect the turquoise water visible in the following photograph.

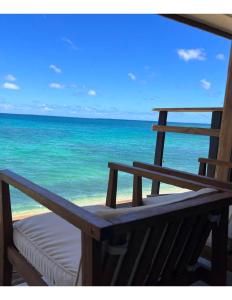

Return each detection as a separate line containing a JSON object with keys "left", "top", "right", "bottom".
{"left": 0, "top": 113, "right": 210, "bottom": 214}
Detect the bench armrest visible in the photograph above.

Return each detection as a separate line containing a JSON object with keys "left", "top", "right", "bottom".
{"left": 106, "top": 162, "right": 216, "bottom": 208}
{"left": 0, "top": 169, "right": 111, "bottom": 241}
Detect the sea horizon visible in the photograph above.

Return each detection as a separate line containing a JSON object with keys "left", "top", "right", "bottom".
{"left": 0, "top": 112, "right": 211, "bottom": 125}
{"left": 0, "top": 112, "right": 210, "bottom": 217}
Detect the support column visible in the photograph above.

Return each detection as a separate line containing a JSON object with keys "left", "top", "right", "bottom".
{"left": 216, "top": 44, "right": 232, "bottom": 181}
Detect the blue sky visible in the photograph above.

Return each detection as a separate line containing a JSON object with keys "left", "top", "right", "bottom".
{"left": 0, "top": 14, "right": 231, "bottom": 123}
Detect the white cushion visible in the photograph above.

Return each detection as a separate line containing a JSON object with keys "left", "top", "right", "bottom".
{"left": 13, "top": 212, "right": 82, "bottom": 286}
{"left": 144, "top": 188, "right": 217, "bottom": 206}
{"left": 13, "top": 188, "right": 219, "bottom": 286}
{"left": 84, "top": 188, "right": 218, "bottom": 221}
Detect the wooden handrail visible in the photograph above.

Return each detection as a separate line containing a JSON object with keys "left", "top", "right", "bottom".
{"left": 133, "top": 161, "right": 232, "bottom": 192}
{"left": 153, "top": 107, "right": 223, "bottom": 112}
{"left": 108, "top": 162, "right": 215, "bottom": 191}
{"left": 198, "top": 158, "right": 232, "bottom": 169}
{"left": 0, "top": 169, "right": 112, "bottom": 240}
{"left": 152, "top": 125, "right": 220, "bottom": 137}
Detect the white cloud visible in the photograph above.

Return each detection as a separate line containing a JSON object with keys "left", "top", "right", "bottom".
{"left": 216, "top": 53, "right": 225, "bottom": 60}
{"left": 62, "top": 37, "right": 78, "bottom": 50}
{"left": 128, "top": 72, "right": 136, "bottom": 80}
{"left": 88, "top": 89, "right": 96, "bottom": 96}
{"left": 177, "top": 48, "right": 206, "bottom": 61}
{"left": 5, "top": 74, "right": 16, "bottom": 81}
{"left": 0, "top": 103, "right": 14, "bottom": 110}
{"left": 49, "top": 64, "right": 62, "bottom": 74}
{"left": 2, "top": 82, "right": 20, "bottom": 90}
{"left": 200, "top": 79, "right": 211, "bottom": 90}
{"left": 49, "top": 83, "right": 64, "bottom": 89}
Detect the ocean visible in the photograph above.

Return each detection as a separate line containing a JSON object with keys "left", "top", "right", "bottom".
{"left": 0, "top": 113, "right": 210, "bottom": 216}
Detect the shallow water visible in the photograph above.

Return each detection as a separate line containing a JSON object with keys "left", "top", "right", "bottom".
{"left": 0, "top": 113, "right": 210, "bottom": 214}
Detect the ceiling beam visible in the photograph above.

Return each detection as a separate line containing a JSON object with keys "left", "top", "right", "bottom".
{"left": 162, "top": 14, "right": 232, "bottom": 40}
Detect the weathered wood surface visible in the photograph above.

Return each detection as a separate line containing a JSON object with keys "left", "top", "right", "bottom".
{"left": 216, "top": 46, "right": 232, "bottom": 181}
{"left": 161, "top": 15, "right": 232, "bottom": 40}
{"left": 0, "top": 170, "right": 112, "bottom": 241}
{"left": 133, "top": 161, "right": 232, "bottom": 192}
{"left": 152, "top": 125, "right": 220, "bottom": 137}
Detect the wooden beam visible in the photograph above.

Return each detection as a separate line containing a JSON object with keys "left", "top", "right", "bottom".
{"left": 216, "top": 45, "right": 232, "bottom": 181}
{"left": 153, "top": 107, "right": 223, "bottom": 112}
{"left": 199, "top": 158, "right": 232, "bottom": 169}
{"left": 152, "top": 125, "right": 220, "bottom": 137}
{"left": 161, "top": 15, "right": 232, "bottom": 40}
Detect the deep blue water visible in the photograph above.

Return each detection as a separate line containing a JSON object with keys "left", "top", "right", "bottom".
{"left": 0, "top": 113, "right": 210, "bottom": 214}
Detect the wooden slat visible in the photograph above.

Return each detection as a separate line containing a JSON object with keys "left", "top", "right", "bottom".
{"left": 153, "top": 107, "right": 223, "bottom": 112}
{"left": 115, "top": 229, "right": 147, "bottom": 285}
{"left": 133, "top": 161, "right": 232, "bottom": 192}
{"left": 152, "top": 125, "right": 220, "bottom": 137}
{"left": 7, "top": 247, "right": 47, "bottom": 286}
{"left": 146, "top": 221, "right": 182, "bottom": 285}
{"left": 175, "top": 215, "right": 209, "bottom": 274}
{"left": 132, "top": 224, "right": 166, "bottom": 285}
{"left": 160, "top": 217, "right": 196, "bottom": 283}
{"left": 0, "top": 170, "right": 112, "bottom": 241}
{"left": 101, "top": 235, "right": 127, "bottom": 286}
{"left": 199, "top": 158, "right": 232, "bottom": 169}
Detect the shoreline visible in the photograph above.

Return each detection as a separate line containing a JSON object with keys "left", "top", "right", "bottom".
{"left": 12, "top": 185, "right": 188, "bottom": 220}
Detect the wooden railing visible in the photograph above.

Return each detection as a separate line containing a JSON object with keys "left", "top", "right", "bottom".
{"left": 151, "top": 107, "right": 223, "bottom": 194}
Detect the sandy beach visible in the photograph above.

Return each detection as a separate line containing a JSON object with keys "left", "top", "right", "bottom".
{"left": 12, "top": 186, "right": 189, "bottom": 220}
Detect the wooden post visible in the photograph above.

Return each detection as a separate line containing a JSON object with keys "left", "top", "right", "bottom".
{"left": 132, "top": 175, "right": 142, "bottom": 206}
{"left": 207, "top": 111, "right": 222, "bottom": 177}
{"left": 151, "top": 111, "right": 168, "bottom": 195}
{"left": 106, "top": 169, "right": 118, "bottom": 208}
{"left": 81, "top": 233, "right": 102, "bottom": 286}
{"left": 211, "top": 208, "right": 228, "bottom": 285}
{"left": 0, "top": 180, "right": 13, "bottom": 286}
{"left": 216, "top": 45, "right": 232, "bottom": 181}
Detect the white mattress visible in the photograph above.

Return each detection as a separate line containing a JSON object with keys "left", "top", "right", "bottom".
{"left": 13, "top": 212, "right": 82, "bottom": 286}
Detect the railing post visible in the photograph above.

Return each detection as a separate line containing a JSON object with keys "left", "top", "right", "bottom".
{"left": 151, "top": 111, "right": 168, "bottom": 195}
{"left": 132, "top": 175, "right": 142, "bottom": 206}
{"left": 207, "top": 111, "right": 223, "bottom": 178}
{"left": 0, "top": 180, "right": 13, "bottom": 286}
{"left": 198, "top": 162, "right": 207, "bottom": 176}
{"left": 106, "top": 169, "right": 118, "bottom": 208}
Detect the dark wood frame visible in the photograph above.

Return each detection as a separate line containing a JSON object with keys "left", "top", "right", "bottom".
{"left": 151, "top": 107, "right": 223, "bottom": 195}
{"left": 1, "top": 166, "right": 232, "bottom": 286}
